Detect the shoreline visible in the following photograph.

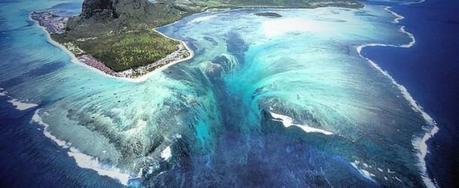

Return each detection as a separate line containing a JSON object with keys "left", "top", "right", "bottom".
{"left": 24, "top": 3, "right": 441, "bottom": 186}
{"left": 30, "top": 11, "right": 194, "bottom": 83}
{"left": 356, "top": 4, "right": 438, "bottom": 188}
{"left": 30, "top": 1, "right": 363, "bottom": 83}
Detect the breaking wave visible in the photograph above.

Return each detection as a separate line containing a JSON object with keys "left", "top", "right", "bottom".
{"left": 356, "top": 5, "right": 439, "bottom": 188}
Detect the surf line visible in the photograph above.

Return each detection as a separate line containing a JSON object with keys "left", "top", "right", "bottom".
{"left": 0, "top": 88, "right": 38, "bottom": 111}
{"left": 356, "top": 5, "right": 438, "bottom": 188}
{"left": 31, "top": 109, "right": 133, "bottom": 186}
{"left": 270, "top": 111, "right": 334, "bottom": 135}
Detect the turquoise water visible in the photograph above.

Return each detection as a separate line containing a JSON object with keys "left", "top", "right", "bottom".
{"left": 0, "top": 0, "right": 435, "bottom": 187}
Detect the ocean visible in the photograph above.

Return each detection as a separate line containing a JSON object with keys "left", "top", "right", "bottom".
{"left": 0, "top": 0, "right": 456, "bottom": 187}
{"left": 363, "top": 0, "right": 459, "bottom": 187}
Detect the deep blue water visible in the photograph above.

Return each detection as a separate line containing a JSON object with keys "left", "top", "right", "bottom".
{"left": 0, "top": 97, "right": 123, "bottom": 187}
{"left": 0, "top": 0, "right": 457, "bottom": 187}
{"left": 363, "top": 0, "right": 459, "bottom": 187}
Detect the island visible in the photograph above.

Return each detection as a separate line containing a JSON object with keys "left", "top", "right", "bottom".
{"left": 31, "top": 0, "right": 362, "bottom": 78}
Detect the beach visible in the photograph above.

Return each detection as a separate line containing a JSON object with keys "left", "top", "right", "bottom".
{"left": 30, "top": 11, "right": 194, "bottom": 81}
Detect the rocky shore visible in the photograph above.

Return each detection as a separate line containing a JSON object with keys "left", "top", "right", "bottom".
{"left": 30, "top": 11, "right": 192, "bottom": 79}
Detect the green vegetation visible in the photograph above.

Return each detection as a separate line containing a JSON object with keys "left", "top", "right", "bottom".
{"left": 65, "top": 0, "right": 193, "bottom": 37}
{"left": 52, "top": 0, "right": 362, "bottom": 74}
{"left": 53, "top": 30, "right": 179, "bottom": 72}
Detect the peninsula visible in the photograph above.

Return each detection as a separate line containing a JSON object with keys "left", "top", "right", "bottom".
{"left": 32, "top": 0, "right": 362, "bottom": 78}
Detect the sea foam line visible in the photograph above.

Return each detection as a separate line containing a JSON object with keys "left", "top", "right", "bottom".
{"left": 406, "top": 0, "right": 427, "bottom": 5}
{"left": 385, "top": 7, "right": 403, "bottom": 24}
{"left": 0, "top": 88, "right": 38, "bottom": 111}
{"left": 31, "top": 109, "right": 132, "bottom": 185}
{"left": 356, "top": 5, "right": 438, "bottom": 188}
{"left": 270, "top": 111, "right": 334, "bottom": 135}
{"left": 7, "top": 98, "right": 38, "bottom": 111}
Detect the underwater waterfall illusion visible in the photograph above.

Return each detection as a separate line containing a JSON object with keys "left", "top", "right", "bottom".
{"left": 0, "top": 0, "right": 440, "bottom": 187}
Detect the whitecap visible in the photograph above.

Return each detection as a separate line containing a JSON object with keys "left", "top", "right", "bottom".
{"left": 385, "top": 7, "right": 404, "bottom": 24}
{"left": 161, "top": 146, "right": 172, "bottom": 161}
{"left": 31, "top": 109, "right": 131, "bottom": 185}
{"left": 1, "top": 88, "right": 38, "bottom": 110}
{"left": 356, "top": 6, "right": 439, "bottom": 188}
{"left": 0, "top": 88, "right": 7, "bottom": 96}
{"left": 8, "top": 98, "right": 38, "bottom": 111}
{"left": 413, "top": 125, "right": 439, "bottom": 188}
{"left": 270, "top": 111, "right": 333, "bottom": 135}
{"left": 351, "top": 161, "right": 375, "bottom": 182}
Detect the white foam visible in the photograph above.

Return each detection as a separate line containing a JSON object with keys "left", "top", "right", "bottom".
{"left": 270, "top": 111, "right": 334, "bottom": 135}
{"left": 32, "top": 110, "right": 68, "bottom": 147}
{"left": 175, "top": 134, "right": 182, "bottom": 139}
{"left": 31, "top": 110, "right": 131, "bottom": 185}
{"left": 0, "top": 88, "right": 7, "bottom": 96}
{"left": 385, "top": 7, "right": 404, "bottom": 24}
{"left": 363, "top": 163, "right": 369, "bottom": 168}
{"left": 387, "top": 168, "right": 395, "bottom": 174}
{"left": 400, "top": 26, "right": 416, "bottom": 48}
{"left": 405, "top": 0, "right": 426, "bottom": 5}
{"left": 262, "top": 18, "right": 328, "bottom": 37}
{"left": 161, "top": 146, "right": 172, "bottom": 160}
{"left": 2, "top": 87, "right": 38, "bottom": 110}
{"left": 8, "top": 98, "right": 38, "bottom": 110}
{"left": 351, "top": 161, "right": 375, "bottom": 182}
{"left": 413, "top": 125, "right": 439, "bottom": 188}
{"left": 67, "top": 148, "right": 130, "bottom": 185}
{"left": 355, "top": 6, "right": 439, "bottom": 188}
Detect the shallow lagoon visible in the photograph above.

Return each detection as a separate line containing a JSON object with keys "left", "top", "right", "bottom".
{"left": 0, "top": 0, "right": 436, "bottom": 187}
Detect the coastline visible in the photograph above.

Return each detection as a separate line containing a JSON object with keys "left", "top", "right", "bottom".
{"left": 23, "top": 3, "right": 443, "bottom": 187}
{"left": 355, "top": 4, "right": 438, "bottom": 188}
{"left": 29, "top": 11, "right": 194, "bottom": 83}
{"left": 30, "top": 0, "right": 363, "bottom": 83}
